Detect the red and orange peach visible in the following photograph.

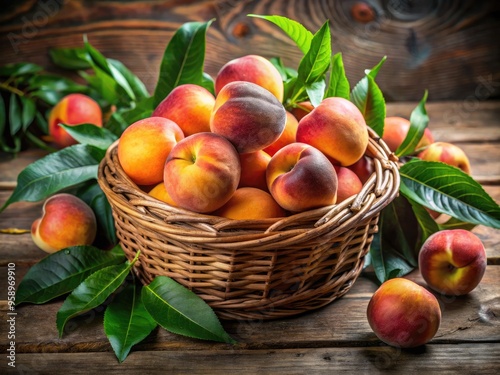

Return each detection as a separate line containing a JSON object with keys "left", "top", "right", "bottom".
{"left": 164, "top": 132, "right": 241, "bottom": 213}
{"left": 48, "top": 93, "right": 103, "bottom": 148}
{"left": 266, "top": 143, "right": 338, "bottom": 212}
{"left": 263, "top": 111, "right": 299, "bottom": 156}
{"left": 383, "top": 116, "right": 434, "bottom": 153}
{"left": 117, "top": 117, "right": 184, "bottom": 186}
{"left": 238, "top": 150, "right": 271, "bottom": 191}
{"left": 417, "top": 142, "right": 471, "bottom": 174}
{"left": 31, "top": 193, "right": 97, "bottom": 253}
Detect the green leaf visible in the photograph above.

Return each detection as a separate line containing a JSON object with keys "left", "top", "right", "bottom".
{"left": 270, "top": 57, "right": 297, "bottom": 82}
{"left": 60, "top": 123, "right": 117, "bottom": 150}
{"left": 0, "top": 144, "right": 105, "bottom": 212}
{"left": 291, "top": 21, "right": 331, "bottom": 103}
{"left": 153, "top": 20, "right": 214, "bottom": 107}
{"left": 365, "top": 56, "right": 387, "bottom": 80}
{"left": 27, "top": 74, "right": 88, "bottom": 94}
{"left": 248, "top": 14, "right": 314, "bottom": 54}
{"left": 0, "top": 63, "right": 43, "bottom": 77}
{"left": 9, "top": 93, "right": 22, "bottom": 135}
{"left": 396, "top": 90, "right": 429, "bottom": 157}
{"left": 15, "top": 245, "right": 126, "bottom": 305}
{"left": 49, "top": 47, "right": 92, "bottom": 70}
{"left": 306, "top": 79, "right": 326, "bottom": 107}
{"left": 20, "top": 96, "right": 36, "bottom": 131}
{"left": 438, "top": 216, "right": 477, "bottom": 231}
{"left": 105, "top": 97, "right": 154, "bottom": 136}
{"left": 0, "top": 94, "right": 6, "bottom": 136}
{"left": 406, "top": 196, "right": 440, "bottom": 247}
{"left": 35, "top": 110, "right": 48, "bottom": 133}
{"left": 399, "top": 160, "right": 500, "bottom": 229}
{"left": 107, "top": 58, "right": 149, "bottom": 101}
{"left": 104, "top": 283, "right": 157, "bottom": 363}
{"left": 57, "top": 252, "right": 139, "bottom": 337}
{"left": 80, "top": 67, "right": 122, "bottom": 105}
{"left": 350, "top": 74, "right": 386, "bottom": 137}
{"left": 324, "top": 53, "right": 350, "bottom": 100}
{"left": 379, "top": 196, "right": 420, "bottom": 268}
{"left": 142, "top": 276, "right": 236, "bottom": 344}
{"left": 30, "top": 90, "right": 64, "bottom": 106}
{"left": 76, "top": 182, "right": 117, "bottom": 246}
{"left": 369, "top": 232, "right": 415, "bottom": 284}
{"left": 200, "top": 72, "right": 215, "bottom": 95}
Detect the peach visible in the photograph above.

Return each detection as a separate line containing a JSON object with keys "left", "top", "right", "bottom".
{"left": 48, "top": 93, "right": 103, "bottom": 148}
{"left": 215, "top": 55, "right": 284, "bottom": 102}
{"left": 419, "top": 229, "right": 486, "bottom": 296}
{"left": 164, "top": 132, "right": 241, "bottom": 213}
{"left": 296, "top": 97, "right": 369, "bottom": 167}
{"left": 290, "top": 101, "right": 314, "bottom": 122}
{"left": 213, "top": 187, "right": 286, "bottom": 220}
{"left": 152, "top": 84, "right": 215, "bottom": 137}
{"left": 334, "top": 166, "right": 363, "bottom": 203}
{"left": 347, "top": 155, "right": 374, "bottom": 184}
{"left": 417, "top": 142, "right": 471, "bottom": 174}
{"left": 266, "top": 143, "right": 338, "bottom": 212}
{"left": 263, "top": 111, "right": 299, "bottom": 156}
{"left": 383, "top": 116, "right": 434, "bottom": 153}
{"left": 238, "top": 150, "right": 271, "bottom": 191}
{"left": 31, "top": 193, "right": 97, "bottom": 253}
{"left": 148, "top": 182, "right": 177, "bottom": 206}
{"left": 367, "top": 278, "right": 441, "bottom": 348}
{"left": 210, "top": 81, "right": 286, "bottom": 154}
{"left": 117, "top": 117, "right": 184, "bottom": 186}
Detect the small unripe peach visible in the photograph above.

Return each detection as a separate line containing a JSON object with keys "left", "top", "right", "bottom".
{"left": 31, "top": 193, "right": 97, "bottom": 253}
{"left": 48, "top": 93, "right": 103, "bottom": 148}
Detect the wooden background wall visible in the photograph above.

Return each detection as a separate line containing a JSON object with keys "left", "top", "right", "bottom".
{"left": 0, "top": 0, "right": 499, "bottom": 101}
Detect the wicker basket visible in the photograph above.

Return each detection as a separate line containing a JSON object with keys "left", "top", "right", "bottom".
{"left": 97, "top": 127, "right": 399, "bottom": 320}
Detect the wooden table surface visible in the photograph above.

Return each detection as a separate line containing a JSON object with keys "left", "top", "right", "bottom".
{"left": 1, "top": 101, "right": 500, "bottom": 374}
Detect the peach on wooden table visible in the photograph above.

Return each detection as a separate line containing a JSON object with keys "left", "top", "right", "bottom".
{"left": 417, "top": 142, "right": 471, "bottom": 174}
{"left": 266, "top": 142, "right": 338, "bottom": 212}
{"left": 31, "top": 193, "right": 97, "bottom": 253}
{"left": 152, "top": 84, "right": 215, "bottom": 137}
{"left": 117, "top": 117, "right": 184, "bottom": 186}
{"left": 164, "top": 132, "right": 241, "bottom": 213}
{"left": 418, "top": 229, "right": 486, "bottom": 296}
{"left": 48, "top": 93, "right": 103, "bottom": 148}
{"left": 210, "top": 81, "right": 286, "bottom": 154}
{"left": 367, "top": 278, "right": 441, "bottom": 348}
{"left": 382, "top": 116, "right": 434, "bottom": 153}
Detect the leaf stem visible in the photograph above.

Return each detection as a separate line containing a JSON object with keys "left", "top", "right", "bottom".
{"left": 0, "top": 81, "right": 24, "bottom": 96}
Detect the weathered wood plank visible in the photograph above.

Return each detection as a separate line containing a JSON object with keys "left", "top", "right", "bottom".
{"left": 1, "top": 267, "right": 498, "bottom": 355}
{"left": 0, "top": 1, "right": 499, "bottom": 101}
{"left": 2, "top": 344, "right": 500, "bottom": 375}
{"left": 0, "top": 149, "right": 48, "bottom": 189}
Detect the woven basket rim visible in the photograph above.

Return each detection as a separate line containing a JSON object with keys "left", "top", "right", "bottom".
{"left": 98, "top": 126, "right": 400, "bottom": 237}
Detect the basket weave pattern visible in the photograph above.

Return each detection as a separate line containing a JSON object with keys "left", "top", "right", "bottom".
{"left": 98, "top": 127, "right": 400, "bottom": 320}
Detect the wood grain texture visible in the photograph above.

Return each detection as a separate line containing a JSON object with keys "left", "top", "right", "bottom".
{"left": 0, "top": 0, "right": 499, "bottom": 101}
{"left": 3, "top": 344, "right": 500, "bottom": 375}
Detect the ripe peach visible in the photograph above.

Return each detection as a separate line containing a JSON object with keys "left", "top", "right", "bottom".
{"left": 296, "top": 97, "right": 369, "bottom": 167}
{"left": 367, "top": 278, "right": 441, "bottom": 348}
{"left": 48, "top": 93, "right": 103, "bottom": 148}
{"left": 148, "top": 182, "right": 177, "bottom": 206}
{"left": 213, "top": 187, "right": 286, "bottom": 220}
{"left": 117, "top": 117, "right": 184, "bottom": 186}
{"left": 31, "top": 193, "right": 97, "bottom": 253}
{"left": 210, "top": 81, "right": 286, "bottom": 154}
{"left": 263, "top": 111, "right": 299, "bottom": 156}
{"left": 164, "top": 132, "right": 241, "bottom": 213}
{"left": 417, "top": 142, "right": 471, "bottom": 174}
{"left": 266, "top": 143, "right": 338, "bottom": 212}
{"left": 347, "top": 155, "right": 374, "bottom": 184}
{"left": 290, "top": 101, "right": 314, "bottom": 122}
{"left": 382, "top": 116, "right": 434, "bottom": 153}
{"left": 215, "top": 55, "right": 284, "bottom": 102}
{"left": 334, "top": 166, "right": 363, "bottom": 203}
{"left": 419, "top": 229, "right": 486, "bottom": 296}
{"left": 152, "top": 84, "right": 215, "bottom": 137}
{"left": 239, "top": 150, "right": 271, "bottom": 191}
